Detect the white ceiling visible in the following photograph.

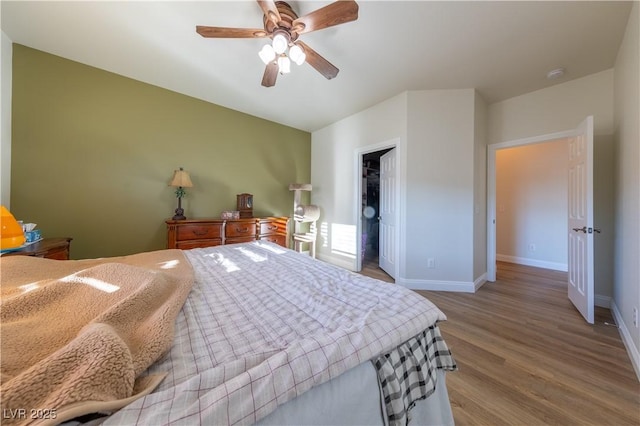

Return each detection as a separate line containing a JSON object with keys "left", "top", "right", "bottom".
{"left": 1, "top": 1, "right": 633, "bottom": 132}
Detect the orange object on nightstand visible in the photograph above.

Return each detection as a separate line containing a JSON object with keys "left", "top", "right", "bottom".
{"left": 1, "top": 206, "right": 26, "bottom": 249}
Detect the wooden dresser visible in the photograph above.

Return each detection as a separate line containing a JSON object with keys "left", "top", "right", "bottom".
{"left": 166, "top": 217, "right": 289, "bottom": 250}
{"left": 1, "top": 237, "right": 73, "bottom": 260}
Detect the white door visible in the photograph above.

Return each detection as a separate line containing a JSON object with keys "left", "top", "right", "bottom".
{"left": 568, "top": 116, "right": 594, "bottom": 324}
{"left": 379, "top": 149, "right": 397, "bottom": 278}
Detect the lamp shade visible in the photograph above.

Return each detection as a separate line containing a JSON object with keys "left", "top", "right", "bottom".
{"left": 277, "top": 55, "right": 291, "bottom": 74}
{"left": 258, "top": 44, "right": 276, "bottom": 64}
{"left": 272, "top": 33, "right": 288, "bottom": 54}
{"left": 169, "top": 168, "right": 193, "bottom": 188}
{"left": 289, "top": 44, "right": 306, "bottom": 65}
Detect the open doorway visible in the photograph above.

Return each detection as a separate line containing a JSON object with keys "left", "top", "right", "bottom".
{"left": 361, "top": 148, "right": 393, "bottom": 268}
{"left": 495, "top": 139, "right": 569, "bottom": 273}
{"left": 487, "top": 128, "right": 577, "bottom": 281}
{"left": 487, "top": 117, "right": 596, "bottom": 324}
{"left": 355, "top": 141, "right": 398, "bottom": 280}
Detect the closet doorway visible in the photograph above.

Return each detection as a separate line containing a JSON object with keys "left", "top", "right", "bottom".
{"left": 359, "top": 147, "right": 394, "bottom": 279}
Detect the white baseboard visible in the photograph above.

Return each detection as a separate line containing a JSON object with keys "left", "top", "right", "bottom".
{"left": 316, "top": 252, "right": 356, "bottom": 271}
{"left": 497, "top": 254, "right": 568, "bottom": 272}
{"left": 397, "top": 278, "right": 476, "bottom": 293}
{"left": 611, "top": 300, "right": 640, "bottom": 381}
{"left": 595, "top": 294, "right": 611, "bottom": 308}
{"left": 474, "top": 273, "right": 488, "bottom": 291}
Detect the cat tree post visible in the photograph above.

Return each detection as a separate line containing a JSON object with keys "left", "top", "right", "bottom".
{"left": 288, "top": 183, "right": 319, "bottom": 257}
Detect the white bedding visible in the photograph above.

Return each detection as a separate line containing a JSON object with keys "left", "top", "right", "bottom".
{"left": 100, "top": 241, "right": 452, "bottom": 425}
{"left": 256, "top": 360, "right": 453, "bottom": 426}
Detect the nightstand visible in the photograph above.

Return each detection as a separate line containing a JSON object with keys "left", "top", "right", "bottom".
{"left": 2, "top": 237, "right": 73, "bottom": 260}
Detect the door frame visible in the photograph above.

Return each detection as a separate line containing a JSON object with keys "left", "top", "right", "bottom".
{"left": 487, "top": 129, "right": 575, "bottom": 281}
{"left": 354, "top": 139, "right": 400, "bottom": 275}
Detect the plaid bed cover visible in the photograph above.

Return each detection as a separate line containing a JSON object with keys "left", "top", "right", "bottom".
{"left": 101, "top": 242, "right": 451, "bottom": 425}
{"left": 374, "top": 325, "right": 457, "bottom": 426}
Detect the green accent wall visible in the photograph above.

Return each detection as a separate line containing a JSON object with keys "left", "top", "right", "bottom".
{"left": 11, "top": 44, "right": 311, "bottom": 259}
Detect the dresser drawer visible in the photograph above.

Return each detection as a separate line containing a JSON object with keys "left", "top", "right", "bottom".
{"left": 225, "top": 222, "right": 257, "bottom": 238}
{"left": 42, "top": 245, "right": 70, "bottom": 260}
{"left": 176, "top": 223, "right": 223, "bottom": 241}
{"left": 260, "top": 220, "right": 286, "bottom": 234}
{"left": 259, "top": 234, "right": 287, "bottom": 246}
{"left": 225, "top": 236, "right": 256, "bottom": 245}
{"left": 176, "top": 239, "right": 222, "bottom": 250}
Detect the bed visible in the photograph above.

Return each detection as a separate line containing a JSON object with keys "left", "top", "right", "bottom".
{"left": 1, "top": 241, "right": 456, "bottom": 426}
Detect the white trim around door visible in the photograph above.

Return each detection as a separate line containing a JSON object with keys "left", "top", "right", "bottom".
{"left": 487, "top": 129, "right": 575, "bottom": 281}
{"left": 354, "top": 138, "right": 402, "bottom": 280}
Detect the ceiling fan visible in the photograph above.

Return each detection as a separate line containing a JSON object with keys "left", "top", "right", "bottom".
{"left": 196, "top": 0, "right": 359, "bottom": 87}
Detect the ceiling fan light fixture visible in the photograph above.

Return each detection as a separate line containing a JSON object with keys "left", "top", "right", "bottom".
{"left": 278, "top": 55, "right": 291, "bottom": 74}
{"left": 259, "top": 44, "right": 276, "bottom": 64}
{"left": 289, "top": 44, "right": 306, "bottom": 65}
{"left": 272, "top": 32, "right": 288, "bottom": 55}
{"left": 197, "top": 0, "right": 360, "bottom": 87}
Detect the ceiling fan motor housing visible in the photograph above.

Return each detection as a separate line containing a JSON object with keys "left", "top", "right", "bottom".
{"left": 264, "top": 1, "right": 301, "bottom": 41}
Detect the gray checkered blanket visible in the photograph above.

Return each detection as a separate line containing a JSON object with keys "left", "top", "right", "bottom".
{"left": 374, "top": 325, "right": 457, "bottom": 426}
{"left": 99, "top": 241, "right": 453, "bottom": 425}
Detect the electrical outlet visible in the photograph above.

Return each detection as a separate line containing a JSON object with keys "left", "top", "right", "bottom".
{"left": 427, "top": 258, "right": 435, "bottom": 269}
{"left": 634, "top": 307, "right": 638, "bottom": 328}
{"left": 528, "top": 243, "right": 536, "bottom": 252}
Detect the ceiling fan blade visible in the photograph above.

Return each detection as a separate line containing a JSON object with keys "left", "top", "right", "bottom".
{"left": 292, "top": 0, "right": 358, "bottom": 35}
{"left": 261, "top": 62, "right": 279, "bottom": 87}
{"left": 196, "top": 26, "right": 267, "bottom": 38}
{"left": 297, "top": 41, "right": 339, "bottom": 80}
{"left": 257, "top": 0, "right": 282, "bottom": 26}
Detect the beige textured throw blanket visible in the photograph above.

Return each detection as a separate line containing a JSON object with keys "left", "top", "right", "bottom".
{"left": 0, "top": 249, "right": 194, "bottom": 426}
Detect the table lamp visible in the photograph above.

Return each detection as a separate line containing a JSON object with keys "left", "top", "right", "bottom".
{"left": 169, "top": 167, "right": 193, "bottom": 220}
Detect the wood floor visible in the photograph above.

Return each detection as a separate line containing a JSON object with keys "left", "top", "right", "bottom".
{"left": 360, "top": 255, "right": 394, "bottom": 283}
{"left": 361, "top": 261, "right": 640, "bottom": 425}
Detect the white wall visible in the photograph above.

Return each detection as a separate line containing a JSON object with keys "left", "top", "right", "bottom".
{"left": 593, "top": 133, "right": 616, "bottom": 306}
{"left": 474, "top": 94, "right": 488, "bottom": 280}
{"left": 488, "top": 69, "right": 614, "bottom": 141}
{"left": 613, "top": 1, "right": 640, "bottom": 378}
{"left": 404, "top": 89, "right": 477, "bottom": 286}
{"left": 312, "top": 89, "right": 486, "bottom": 291}
{"left": 496, "top": 139, "right": 568, "bottom": 271}
{"left": 1, "top": 31, "right": 12, "bottom": 207}
{"left": 488, "top": 70, "right": 616, "bottom": 300}
{"left": 311, "top": 92, "right": 408, "bottom": 270}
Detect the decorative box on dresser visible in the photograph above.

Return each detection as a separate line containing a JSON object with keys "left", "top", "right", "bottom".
{"left": 166, "top": 217, "right": 289, "bottom": 250}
